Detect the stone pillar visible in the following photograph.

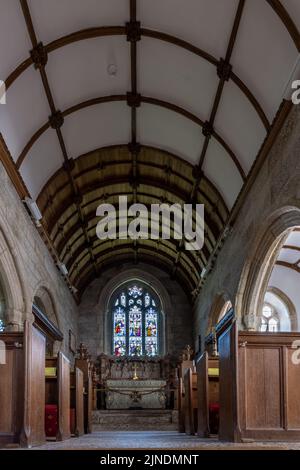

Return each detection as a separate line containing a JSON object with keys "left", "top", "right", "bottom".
{"left": 243, "top": 311, "right": 258, "bottom": 331}
{"left": 5, "top": 307, "right": 25, "bottom": 331}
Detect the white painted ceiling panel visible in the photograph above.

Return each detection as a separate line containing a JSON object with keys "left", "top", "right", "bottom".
{"left": 203, "top": 138, "right": 243, "bottom": 210}
{"left": 139, "top": 38, "right": 217, "bottom": 120}
{"left": 282, "top": 0, "right": 300, "bottom": 32}
{"left": 139, "top": 103, "right": 204, "bottom": 165}
{"left": 28, "top": 0, "right": 127, "bottom": 44}
{"left": 231, "top": 0, "right": 298, "bottom": 121}
{"left": 47, "top": 37, "right": 130, "bottom": 111}
{"left": 62, "top": 102, "right": 131, "bottom": 160}
{"left": 20, "top": 129, "right": 62, "bottom": 200}
{"left": 0, "top": 0, "right": 31, "bottom": 80}
{"left": 215, "top": 80, "right": 267, "bottom": 174}
{"left": 140, "top": 0, "right": 238, "bottom": 59}
{"left": 0, "top": 66, "right": 49, "bottom": 161}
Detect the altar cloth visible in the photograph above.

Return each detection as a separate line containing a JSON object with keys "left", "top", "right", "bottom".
{"left": 106, "top": 379, "right": 167, "bottom": 409}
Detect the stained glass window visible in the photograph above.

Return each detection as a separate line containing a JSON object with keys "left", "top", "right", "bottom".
{"left": 113, "top": 308, "right": 126, "bottom": 356}
{"left": 0, "top": 319, "right": 5, "bottom": 332}
{"left": 111, "top": 282, "right": 161, "bottom": 356}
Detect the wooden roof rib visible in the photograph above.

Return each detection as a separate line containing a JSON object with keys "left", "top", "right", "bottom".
{"left": 0, "top": 0, "right": 298, "bottom": 299}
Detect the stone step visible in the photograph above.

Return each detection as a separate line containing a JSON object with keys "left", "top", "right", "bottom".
{"left": 92, "top": 410, "right": 178, "bottom": 431}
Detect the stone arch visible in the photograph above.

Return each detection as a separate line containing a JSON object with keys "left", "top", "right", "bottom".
{"left": 32, "top": 284, "right": 60, "bottom": 329}
{"left": 236, "top": 205, "right": 300, "bottom": 330}
{"left": 98, "top": 268, "right": 172, "bottom": 356}
{"left": 206, "top": 292, "right": 233, "bottom": 334}
{"left": 0, "top": 223, "right": 25, "bottom": 330}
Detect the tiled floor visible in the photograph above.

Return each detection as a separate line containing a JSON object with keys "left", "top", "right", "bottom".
{"left": 27, "top": 431, "right": 300, "bottom": 450}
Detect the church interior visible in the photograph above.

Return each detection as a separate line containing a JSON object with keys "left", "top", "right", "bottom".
{"left": 1, "top": 0, "right": 300, "bottom": 452}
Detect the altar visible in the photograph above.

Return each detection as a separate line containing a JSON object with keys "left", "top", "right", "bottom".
{"left": 106, "top": 379, "right": 167, "bottom": 409}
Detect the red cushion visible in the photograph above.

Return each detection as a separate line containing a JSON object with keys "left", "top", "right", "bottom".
{"left": 45, "top": 404, "right": 58, "bottom": 438}
{"left": 70, "top": 408, "right": 76, "bottom": 435}
{"left": 209, "top": 402, "right": 220, "bottom": 412}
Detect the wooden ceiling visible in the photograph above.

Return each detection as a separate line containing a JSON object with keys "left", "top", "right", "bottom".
{"left": 36, "top": 145, "right": 228, "bottom": 295}
{"left": 0, "top": 0, "right": 299, "bottom": 300}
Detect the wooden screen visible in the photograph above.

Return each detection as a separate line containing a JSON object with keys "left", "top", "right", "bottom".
{"left": 21, "top": 321, "right": 46, "bottom": 447}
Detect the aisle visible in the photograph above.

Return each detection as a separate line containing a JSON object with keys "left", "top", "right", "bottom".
{"left": 27, "top": 431, "right": 300, "bottom": 450}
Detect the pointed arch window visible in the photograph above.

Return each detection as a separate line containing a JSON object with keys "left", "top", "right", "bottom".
{"left": 111, "top": 282, "right": 161, "bottom": 357}
{"left": 259, "top": 304, "right": 280, "bottom": 332}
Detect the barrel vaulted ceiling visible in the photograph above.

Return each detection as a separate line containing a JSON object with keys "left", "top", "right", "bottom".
{"left": 0, "top": 0, "right": 299, "bottom": 299}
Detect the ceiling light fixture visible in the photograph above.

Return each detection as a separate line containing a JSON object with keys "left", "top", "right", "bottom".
{"left": 107, "top": 63, "right": 118, "bottom": 76}
{"left": 23, "top": 197, "right": 42, "bottom": 226}
{"left": 58, "top": 262, "right": 68, "bottom": 277}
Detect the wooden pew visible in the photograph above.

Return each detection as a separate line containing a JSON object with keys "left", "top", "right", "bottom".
{"left": 184, "top": 368, "right": 198, "bottom": 435}
{"left": 75, "top": 344, "right": 93, "bottom": 434}
{"left": 70, "top": 367, "right": 84, "bottom": 437}
{"left": 177, "top": 357, "right": 194, "bottom": 433}
{"left": 219, "top": 320, "right": 300, "bottom": 442}
{"left": 196, "top": 352, "right": 219, "bottom": 437}
{"left": 45, "top": 352, "right": 71, "bottom": 441}
{"left": 0, "top": 332, "right": 24, "bottom": 446}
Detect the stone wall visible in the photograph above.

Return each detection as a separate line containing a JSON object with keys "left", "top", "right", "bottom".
{"left": 78, "top": 263, "right": 192, "bottom": 360}
{"left": 0, "top": 160, "right": 78, "bottom": 360}
{"left": 193, "top": 104, "right": 300, "bottom": 348}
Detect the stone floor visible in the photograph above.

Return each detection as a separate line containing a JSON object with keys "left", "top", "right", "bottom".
{"left": 24, "top": 431, "right": 300, "bottom": 450}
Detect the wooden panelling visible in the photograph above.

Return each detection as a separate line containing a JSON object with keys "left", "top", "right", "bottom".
{"left": 57, "top": 352, "right": 71, "bottom": 441}
{"left": 21, "top": 322, "right": 46, "bottom": 447}
{"left": 286, "top": 348, "right": 300, "bottom": 429}
{"left": 218, "top": 321, "right": 239, "bottom": 442}
{"left": 184, "top": 369, "right": 198, "bottom": 435}
{"left": 243, "top": 347, "right": 281, "bottom": 429}
{"left": 196, "top": 353, "right": 219, "bottom": 437}
{"left": 0, "top": 333, "right": 24, "bottom": 444}
{"left": 75, "top": 357, "right": 93, "bottom": 434}
{"left": 196, "top": 352, "right": 209, "bottom": 437}
{"left": 219, "top": 328, "right": 300, "bottom": 441}
{"left": 70, "top": 367, "right": 84, "bottom": 437}
{"left": 177, "top": 359, "right": 193, "bottom": 433}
